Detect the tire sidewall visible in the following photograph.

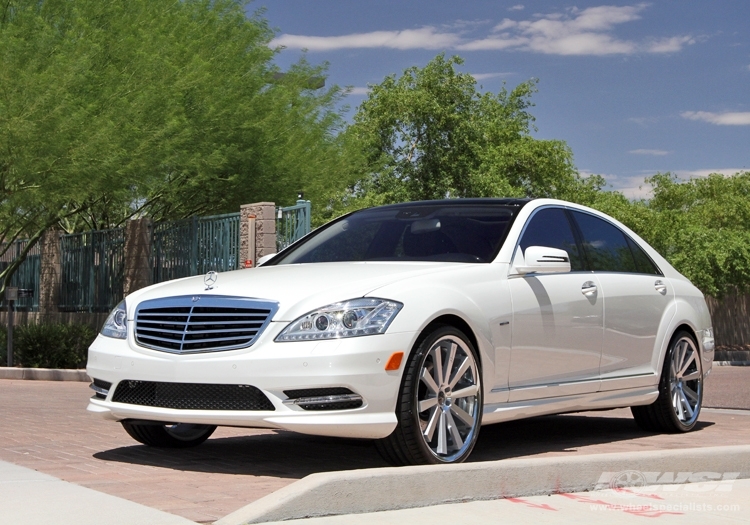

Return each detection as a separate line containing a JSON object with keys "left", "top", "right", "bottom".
{"left": 661, "top": 330, "right": 703, "bottom": 432}
{"left": 404, "top": 325, "right": 483, "bottom": 464}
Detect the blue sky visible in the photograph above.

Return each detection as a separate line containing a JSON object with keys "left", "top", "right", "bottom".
{"left": 256, "top": 1, "right": 749, "bottom": 198}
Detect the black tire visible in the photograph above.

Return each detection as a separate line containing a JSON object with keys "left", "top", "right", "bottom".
{"left": 121, "top": 421, "right": 217, "bottom": 448}
{"left": 376, "top": 325, "right": 483, "bottom": 465}
{"left": 631, "top": 330, "right": 703, "bottom": 433}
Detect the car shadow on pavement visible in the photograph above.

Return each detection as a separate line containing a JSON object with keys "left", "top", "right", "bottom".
{"left": 471, "top": 412, "right": 714, "bottom": 462}
{"left": 93, "top": 411, "right": 714, "bottom": 477}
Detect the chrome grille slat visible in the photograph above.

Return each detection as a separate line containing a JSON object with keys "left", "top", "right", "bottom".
{"left": 136, "top": 334, "right": 188, "bottom": 344}
{"left": 136, "top": 327, "right": 187, "bottom": 336}
{"left": 134, "top": 295, "right": 278, "bottom": 354}
{"left": 187, "top": 312, "right": 270, "bottom": 317}
{"left": 173, "top": 319, "right": 267, "bottom": 326}
{"left": 184, "top": 327, "right": 263, "bottom": 335}
{"left": 182, "top": 334, "right": 259, "bottom": 344}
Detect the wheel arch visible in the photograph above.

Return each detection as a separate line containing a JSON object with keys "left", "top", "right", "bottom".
{"left": 656, "top": 320, "right": 701, "bottom": 378}
{"left": 413, "top": 314, "right": 483, "bottom": 370}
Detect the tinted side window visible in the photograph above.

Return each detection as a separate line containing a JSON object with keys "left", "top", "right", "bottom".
{"left": 519, "top": 208, "right": 584, "bottom": 271}
{"left": 627, "top": 237, "right": 662, "bottom": 275}
{"left": 571, "top": 211, "right": 637, "bottom": 273}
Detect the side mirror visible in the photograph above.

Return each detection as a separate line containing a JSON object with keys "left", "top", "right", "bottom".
{"left": 513, "top": 246, "right": 571, "bottom": 275}
{"left": 256, "top": 253, "right": 277, "bottom": 266}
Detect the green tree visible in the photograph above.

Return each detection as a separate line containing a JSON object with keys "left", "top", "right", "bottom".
{"left": 0, "top": 0, "right": 349, "bottom": 289}
{"left": 322, "top": 54, "right": 590, "bottom": 218}
{"left": 589, "top": 172, "right": 750, "bottom": 297}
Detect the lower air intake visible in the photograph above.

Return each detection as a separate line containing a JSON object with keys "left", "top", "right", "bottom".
{"left": 112, "top": 381, "right": 275, "bottom": 411}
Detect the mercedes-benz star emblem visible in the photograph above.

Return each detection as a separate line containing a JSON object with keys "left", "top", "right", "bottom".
{"left": 204, "top": 271, "right": 218, "bottom": 290}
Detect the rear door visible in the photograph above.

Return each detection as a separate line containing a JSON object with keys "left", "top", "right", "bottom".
{"left": 569, "top": 210, "right": 672, "bottom": 389}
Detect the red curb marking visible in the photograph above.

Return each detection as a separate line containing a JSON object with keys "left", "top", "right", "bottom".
{"left": 559, "top": 493, "right": 610, "bottom": 505}
{"left": 506, "top": 498, "right": 558, "bottom": 511}
{"left": 614, "top": 488, "right": 665, "bottom": 500}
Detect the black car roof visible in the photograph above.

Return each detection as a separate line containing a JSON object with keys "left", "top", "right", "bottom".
{"left": 361, "top": 198, "right": 533, "bottom": 212}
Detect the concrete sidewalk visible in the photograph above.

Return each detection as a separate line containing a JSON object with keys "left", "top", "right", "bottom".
{"left": 261, "top": 480, "right": 750, "bottom": 524}
{"left": 0, "top": 460, "right": 197, "bottom": 525}
{"left": 2, "top": 451, "right": 748, "bottom": 525}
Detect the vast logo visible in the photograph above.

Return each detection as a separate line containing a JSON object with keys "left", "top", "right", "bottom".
{"left": 596, "top": 470, "right": 740, "bottom": 494}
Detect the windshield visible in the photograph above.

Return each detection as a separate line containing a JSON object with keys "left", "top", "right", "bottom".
{"left": 271, "top": 202, "right": 522, "bottom": 265}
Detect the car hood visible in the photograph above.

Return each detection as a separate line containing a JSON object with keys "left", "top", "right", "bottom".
{"left": 126, "top": 261, "right": 466, "bottom": 321}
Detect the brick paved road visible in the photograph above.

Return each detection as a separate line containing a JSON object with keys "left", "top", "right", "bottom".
{"left": 704, "top": 365, "right": 750, "bottom": 410}
{"left": 1, "top": 373, "right": 748, "bottom": 524}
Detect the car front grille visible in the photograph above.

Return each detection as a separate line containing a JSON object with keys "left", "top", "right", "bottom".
{"left": 112, "top": 380, "right": 275, "bottom": 411}
{"left": 134, "top": 295, "right": 278, "bottom": 354}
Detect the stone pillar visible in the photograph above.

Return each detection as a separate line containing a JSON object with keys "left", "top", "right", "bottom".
{"left": 38, "top": 228, "right": 62, "bottom": 317}
{"left": 240, "top": 202, "right": 276, "bottom": 267}
{"left": 123, "top": 218, "right": 152, "bottom": 296}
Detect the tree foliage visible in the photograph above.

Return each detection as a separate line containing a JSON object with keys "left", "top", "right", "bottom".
{"left": 589, "top": 172, "right": 750, "bottom": 297}
{"left": 0, "top": 0, "right": 349, "bottom": 289}
{"left": 321, "top": 54, "right": 594, "bottom": 218}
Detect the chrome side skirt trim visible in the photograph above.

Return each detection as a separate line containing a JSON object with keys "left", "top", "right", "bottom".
{"left": 481, "top": 386, "right": 659, "bottom": 425}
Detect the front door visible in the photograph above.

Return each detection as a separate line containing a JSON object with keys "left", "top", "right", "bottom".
{"left": 507, "top": 207, "right": 603, "bottom": 401}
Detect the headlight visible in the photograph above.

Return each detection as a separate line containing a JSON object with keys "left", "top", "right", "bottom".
{"left": 101, "top": 300, "right": 128, "bottom": 339}
{"left": 276, "top": 298, "right": 403, "bottom": 342}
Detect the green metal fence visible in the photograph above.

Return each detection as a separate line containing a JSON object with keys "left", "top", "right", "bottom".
{"left": 0, "top": 239, "right": 41, "bottom": 311}
{"left": 151, "top": 212, "right": 240, "bottom": 283}
{"left": 59, "top": 228, "right": 126, "bottom": 312}
{"left": 276, "top": 200, "right": 312, "bottom": 251}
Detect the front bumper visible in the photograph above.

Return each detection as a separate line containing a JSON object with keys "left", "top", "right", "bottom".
{"left": 86, "top": 322, "right": 416, "bottom": 439}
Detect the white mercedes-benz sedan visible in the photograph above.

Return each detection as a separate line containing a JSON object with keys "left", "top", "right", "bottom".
{"left": 87, "top": 198, "right": 714, "bottom": 465}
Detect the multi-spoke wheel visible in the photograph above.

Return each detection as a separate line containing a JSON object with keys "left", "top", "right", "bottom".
{"left": 631, "top": 330, "right": 703, "bottom": 433}
{"left": 376, "top": 325, "right": 482, "bottom": 465}
{"left": 121, "top": 421, "right": 216, "bottom": 448}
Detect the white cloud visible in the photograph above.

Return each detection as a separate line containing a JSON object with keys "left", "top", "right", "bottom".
{"left": 273, "top": 5, "right": 697, "bottom": 57}
{"left": 471, "top": 72, "right": 515, "bottom": 80}
{"left": 681, "top": 111, "right": 750, "bottom": 126}
{"left": 675, "top": 168, "right": 747, "bottom": 178}
{"left": 458, "top": 36, "right": 526, "bottom": 51}
{"left": 271, "top": 27, "right": 461, "bottom": 51}
{"left": 629, "top": 149, "right": 670, "bottom": 156}
{"left": 646, "top": 36, "right": 695, "bottom": 53}
{"left": 581, "top": 170, "right": 653, "bottom": 199}
{"left": 347, "top": 87, "right": 371, "bottom": 96}
{"left": 462, "top": 5, "right": 695, "bottom": 55}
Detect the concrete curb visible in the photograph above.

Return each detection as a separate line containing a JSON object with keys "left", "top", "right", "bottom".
{"left": 216, "top": 445, "right": 750, "bottom": 525}
{"left": 0, "top": 367, "right": 89, "bottom": 381}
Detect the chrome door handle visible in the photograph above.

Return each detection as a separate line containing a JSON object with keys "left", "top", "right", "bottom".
{"left": 655, "top": 280, "right": 667, "bottom": 295}
{"left": 581, "top": 281, "right": 597, "bottom": 296}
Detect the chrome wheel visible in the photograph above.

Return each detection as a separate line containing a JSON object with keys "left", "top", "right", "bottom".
{"left": 416, "top": 335, "right": 481, "bottom": 462}
{"left": 631, "top": 330, "right": 703, "bottom": 433}
{"left": 669, "top": 335, "right": 702, "bottom": 426}
{"left": 375, "top": 325, "right": 483, "bottom": 465}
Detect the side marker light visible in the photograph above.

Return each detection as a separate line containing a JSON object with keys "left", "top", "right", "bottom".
{"left": 385, "top": 351, "right": 404, "bottom": 371}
